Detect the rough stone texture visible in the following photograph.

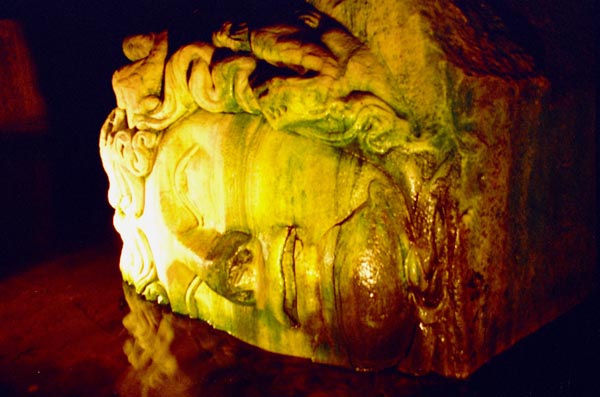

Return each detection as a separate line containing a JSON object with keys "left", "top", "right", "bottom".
{"left": 309, "top": 0, "right": 597, "bottom": 377}
{"left": 100, "top": 0, "right": 596, "bottom": 378}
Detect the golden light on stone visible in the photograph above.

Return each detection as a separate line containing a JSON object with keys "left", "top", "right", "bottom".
{"left": 100, "top": 0, "right": 595, "bottom": 379}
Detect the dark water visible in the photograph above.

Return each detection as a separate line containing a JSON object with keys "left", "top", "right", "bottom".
{"left": 0, "top": 245, "right": 597, "bottom": 396}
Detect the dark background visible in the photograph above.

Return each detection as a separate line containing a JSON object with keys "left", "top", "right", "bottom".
{"left": 0, "top": 0, "right": 598, "bottom": 396}
{"left": 0, "top": 0, "right": 300, "bottom": 273}
{"left": 0, "top": 0, "right": 597, "bottom": 273}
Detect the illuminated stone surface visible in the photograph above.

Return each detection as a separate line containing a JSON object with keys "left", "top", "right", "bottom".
{"left": 100, "top": 1, "right": 595, "bottom": 378}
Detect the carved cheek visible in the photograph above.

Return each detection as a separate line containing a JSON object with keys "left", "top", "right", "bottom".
{"left": 333, "top": 185, "right": 416, "bottom": 370}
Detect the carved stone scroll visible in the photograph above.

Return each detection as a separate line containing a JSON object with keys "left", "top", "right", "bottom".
{"left": 100, "top": 0, "right": 595, "bottom": 378}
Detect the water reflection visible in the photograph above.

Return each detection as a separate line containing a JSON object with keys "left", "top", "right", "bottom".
{"left": 118, "top": 284, "right": 464, "bottom": 397}
{"left": 120, "top": 286, "right": 193, "bottom": 396}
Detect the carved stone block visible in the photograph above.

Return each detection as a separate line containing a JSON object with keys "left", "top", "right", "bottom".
{"left": 100, "top": 0, "right": 595, "bottom": 378}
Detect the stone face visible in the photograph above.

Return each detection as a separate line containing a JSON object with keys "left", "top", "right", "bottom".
{"left": 100, "top": 0, "right": 595, "bottom": 378}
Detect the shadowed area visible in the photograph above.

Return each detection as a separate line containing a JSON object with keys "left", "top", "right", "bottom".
{"left": 0, "top": 244, "right": 598, "bottom": 396}
{"left": 0, "top": 0, "right": 596, "bottom": 394}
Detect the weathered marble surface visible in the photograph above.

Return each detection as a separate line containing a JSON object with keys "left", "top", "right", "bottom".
{"left": 100, "top": 0, "right": 596, "bottom": 378}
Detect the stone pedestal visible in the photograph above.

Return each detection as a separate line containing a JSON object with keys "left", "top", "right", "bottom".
{"left": 100, "top": 0, "right": 596, "bottom": 378}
